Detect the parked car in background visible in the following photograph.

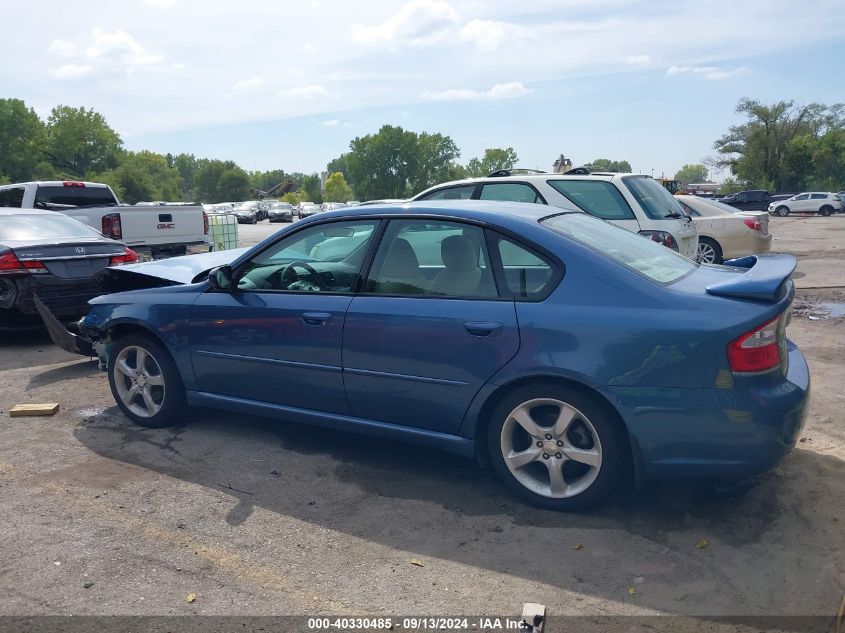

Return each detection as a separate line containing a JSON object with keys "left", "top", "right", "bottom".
{"left": 345, "top": 201, "right": 361, "bottom": 206}
{"left": 0, "top": 208, "right": 137, "bottom": 330}
{"left": 43, "top": 201, "right": 808, "bottom": 510}
{"left": 413, "top": 171, "right": 698, "bottom": 258}
{"left": 0, "top": 181, "right": 210, "bottom": 260}
{"left": 268, "top": 202, "right": 294, "bottom": 223}
{"left": 768, "top": 192, "right": 842, "bottom": 217}
{"left": 837, "top": 193, "right": 845, "bottom": 213}
{"left": 299, "top": 203, "right": 321, "bottom": 218}
{"left": 676, "top": 196, "right": 771, "bottom": 264}
{"left": 716, "top": 190, "right": 774, "bottom": 212}
{"left": 233, "top": 203, "right": 260, "bottom": 224}
{"left": 320, "top": 202, "right": 346, "bottom": 212}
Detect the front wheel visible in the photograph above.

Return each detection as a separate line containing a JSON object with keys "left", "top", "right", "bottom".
{"left": 775, "top": 206, "right": 790, "bottom": 217}
{"left": 486, "top": 384, "right": 623, "bottom": 510}
{"left": 108, "top": 334, "right": 185, "bottom": 428}
{"left": 697, "top": 237, "right": 723, "bottom": 264}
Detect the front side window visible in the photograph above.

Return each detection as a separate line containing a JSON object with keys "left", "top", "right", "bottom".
{"left": 416, "top": 185, "right": 476, "bottom": 201}
{"left": 479, "top": 183, "right": 544, "bottom": 204}
{"left": 365, "top": 220, "right": 497, "bottom": 298}
{"left": 546, "top": 180, "right": 635, "bottom": 220}
{"left": 794, "top": 194, "right": 809, "bottom": 200}
{"left": 0, "top": 187, "right": 25, "bottom": 208}
{"left": 237, "top": 220, "right": 379, "bottom": 292}
{"left": 542, "top": 213, "right": 696, "bottom": 284}
{"left": 622, "top": 176, "right": 686, "bottom": 219}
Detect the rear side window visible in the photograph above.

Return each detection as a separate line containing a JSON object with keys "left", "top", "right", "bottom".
{"left": 34, "top": 185, "right": 118, "bottom": 208}
{"left": 492, "top": 234, "right": 555, "bottom": 299}
{"left": 677, "top": 200, "right": 701, "bottom": 217}
{"left": 0, "top": 187, "right": 25, "bottom": 208}
{"left": 416, "top": 185, "right": 476, "bottom": 201}
{"left": 810, "top": 193, "right": 827, "bottom": 200}
{"left": 622, "top": 176, "right": 686, "bottom": 220}
{"left": 546, "top": 180, "right": 634, "bottom": 220}
{"left": 479, "top": 183, "right": 544, "bottom": 204}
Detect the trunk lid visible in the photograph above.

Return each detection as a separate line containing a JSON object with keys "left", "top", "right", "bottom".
{"left": 12, "top": 241, "right": 123, "bottom": 279}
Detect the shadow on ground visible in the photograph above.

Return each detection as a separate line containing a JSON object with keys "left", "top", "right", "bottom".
{"left": 71, "top": 406, "right": 844, "bottom": 618}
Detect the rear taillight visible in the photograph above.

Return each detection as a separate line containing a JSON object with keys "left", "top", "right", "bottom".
{"left": 727, "top": 315, "right": 782, "bottom": 374}
{"left": 102, "top": 213, "right": 122, "bottom": 239}
{"left": 109, "top": 248, "right": 139, "bottom": 266}
{"left": 639, "top": 230, "right": 678, "bottom": 251}
{"left": 0, "top": 251, "right": 47, "bottom": 274}
{"left": 743, "top": 217, "right": 762, "bottom": 231}
{"left": 203, "top": 211, "right": 209, "bottom": 235}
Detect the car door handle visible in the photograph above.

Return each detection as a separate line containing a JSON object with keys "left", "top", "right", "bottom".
{"left": 464, "top": 321, "right": 503, "bottom": 338}
{"left": 302, "top": 312, "right": 332, "bottom": 326}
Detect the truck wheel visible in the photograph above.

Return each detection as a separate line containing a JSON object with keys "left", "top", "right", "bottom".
{"left": 820, "top": 205, "right": 833, "bottom": 217}
{"left": 775, "top": 206, "right": 790, "bottom": 217}
{"left": 108, "top": 334, "right": 185, "bottom": 428}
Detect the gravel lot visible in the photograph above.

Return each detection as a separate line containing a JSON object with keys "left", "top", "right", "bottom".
{"left": 0, "top": 215, "right": 842, "bottom": 621}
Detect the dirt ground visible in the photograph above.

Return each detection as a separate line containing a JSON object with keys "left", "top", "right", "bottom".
{"left": 0, "top": 215, "right": 842, "bottom": 623}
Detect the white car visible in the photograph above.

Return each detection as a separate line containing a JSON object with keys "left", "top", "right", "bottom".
{"left": 412, "top": 170, "right": 698, "bottom": 258}
{"left": 768, "top": 192, "right": 842, "bottom": 217}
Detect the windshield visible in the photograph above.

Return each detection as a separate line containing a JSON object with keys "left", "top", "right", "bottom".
{"left": 0, "top": 214, "right": 102, "bottom": 241}
{"left": 541, "top": 213, "right": 697, "bottom": 283}
{"left": 622, "top": 176, "right": 686, "bottom": 220}
{"left": 34, "top": 185, "right": 117, "bottom": 208}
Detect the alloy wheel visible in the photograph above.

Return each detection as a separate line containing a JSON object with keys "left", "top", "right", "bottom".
{"left": 499, "top": 398, "right": 602, "bottom": 499}
{"left": 113, "top": 345, "right": 166, "bottom": 418}
{"left": 697, "top": 241, "right": 717, "bottom": 263}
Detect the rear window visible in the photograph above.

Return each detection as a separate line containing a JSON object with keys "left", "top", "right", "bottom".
{"left": 34, "top": 185, "right": 117, "bottom": 208}
{"left": 622, "top": 176, "right": 686, "bottom": 220}
{"left": 541, "top": 213, "right": 696, "bottom": 283}
{"left": 0, "top": 214, "right": 102, "bottom": 241}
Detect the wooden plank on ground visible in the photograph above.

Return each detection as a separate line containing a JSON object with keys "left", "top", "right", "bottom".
{"left": 9, "top": 403, "right": 60, "bottom": 417}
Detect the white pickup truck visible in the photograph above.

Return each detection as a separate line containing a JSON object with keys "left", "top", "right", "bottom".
{"left": 0, "top": 181, "right": 211, "bottom": 259}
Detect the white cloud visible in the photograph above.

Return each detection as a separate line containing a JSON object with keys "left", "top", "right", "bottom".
{"left": 86, "top": 28, "right": 164, "bottom": 67}
{"left": 459, "top": 19, "right": 531, "bottom": 51}
{"left": 352, "top": 0, "right": 459, "bottom": 46}
{"left": 667, "top": 64, "right": 749, "bottom": 79}
{"left": 321, "top": 119, "right": 340, "bottom": 126}
{"left": 233, "top": 77, "right": 264, "bottom": 91}
{"left": 48, "top": 39, "right": 76, "bottom": 58}
{"left": 422, "top": 81, "right": 533, "bottom": 101}
{"left": 49, "top": 64, "right": 93, "bottom": 79}
{"left": 278, "top": 85, "right": 329, "bottom": 98}
{"left": 144, "top": 0, "right": 178, "bottom": 6}
{"left": 624, "top": 54, "right": 651, "bottom": 67}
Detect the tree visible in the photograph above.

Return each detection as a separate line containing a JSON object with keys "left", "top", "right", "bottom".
{"left": 464, "top": 147, "right": 518, "bottom": 178}
{"left": 248, "top": 169, "right": 288, "bottom": 193}
{"left": 301, "top": 173, "right": 323, "bottom": 204}
{"left": 281, "top": 191, "right": 302, "bottom": 206}
{"left": 323, "top": 172, "right": 353, "bottom": 202}
{"left": 586, "top": 158, "right": 632, "bottom": 173}
{"left": 326, "top": 154, "right": 352, "bottom": 190}
{"left": 0, "top": 98, "right": 50, "bottom": 182}
{"left": 674, "top": 163, "right": 709, "bottom": 186}
{"left": 96, "top": 150, "right": 183, "bottom": 204}
{"left": 346, "top": 125, "right": 420, "bottom": 200}
{"left": 171, "top": 153, "right": 199, "bottom": 199}
{"left": 194, "top": 160, "right": 250, "bottom": 202}
{"left": 713, "top": 98, "right": 844, "bottom": 192}
{"left": 45, "top": 105, "right": 122, "bottom": 177}
{"left": 410, "top": 132, "right": 461, "bottom": 192}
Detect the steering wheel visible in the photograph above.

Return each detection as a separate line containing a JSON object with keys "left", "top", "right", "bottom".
{"left": 274, "top": 261, "right": 325, "bottom": 291}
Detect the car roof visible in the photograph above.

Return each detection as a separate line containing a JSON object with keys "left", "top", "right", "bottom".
{"left": 0, "top": 206, "right": 66, "bottom": 217}
{"left": 0, "top": 181, "right": 111, "bottom": 188}
{"left": 309, "top": 199, "right": 580, "bottom": 225}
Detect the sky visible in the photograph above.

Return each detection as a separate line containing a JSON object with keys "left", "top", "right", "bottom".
{"left": 3, "top": 0, "right": 844, "bottom": 181}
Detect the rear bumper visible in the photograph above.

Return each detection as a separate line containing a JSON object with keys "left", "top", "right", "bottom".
{"left": 4, "top": 275, "right": 102, "bottom": 318}
{"left": 600, "top": 341, "right": 809, "bottom": 483}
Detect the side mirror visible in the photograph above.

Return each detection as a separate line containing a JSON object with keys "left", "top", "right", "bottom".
{"left": 208, "top": 265, "right": 233, "bottom": 291}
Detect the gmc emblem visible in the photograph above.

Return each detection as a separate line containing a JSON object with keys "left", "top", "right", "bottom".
{"left": 157, "top": 223, "right": 175, "bottom": 229}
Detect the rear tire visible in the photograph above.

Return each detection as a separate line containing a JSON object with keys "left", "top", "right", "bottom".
{"left": 775, "top": 206, "right": 790, "bottom": 217}
{"left": 697, "top": 237, "right": 723, "bottom": 264}
{"left": 107, "top": 333, "right": 185, "bottom": 428}
{"left": 486, "top": 383, "right": 624, "bottom": 510}
{"left": 820, "top": 205, "right": 832, "bottom": 217}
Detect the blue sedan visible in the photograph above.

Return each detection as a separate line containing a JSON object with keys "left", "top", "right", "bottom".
{"left": 51, "top": 201, "right": 809, "bottom": 510}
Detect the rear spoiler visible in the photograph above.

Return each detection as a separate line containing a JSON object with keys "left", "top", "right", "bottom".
{"left": 705, "top": 254, "right": 796, "bottom": 302}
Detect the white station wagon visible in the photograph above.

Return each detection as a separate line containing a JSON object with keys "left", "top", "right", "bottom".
{"left": 412, "top": 170, "right": 699, "bottom": 258}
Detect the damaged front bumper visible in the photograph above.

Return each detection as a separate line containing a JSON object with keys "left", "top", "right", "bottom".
{"left": 33, "top": 294, "right": 111, "bottom": 369}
